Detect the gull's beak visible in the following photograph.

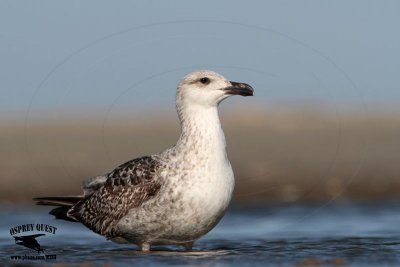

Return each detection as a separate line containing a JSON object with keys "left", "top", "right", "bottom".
{"left": 222, "top": 81, "right": 254, "bottom": 96}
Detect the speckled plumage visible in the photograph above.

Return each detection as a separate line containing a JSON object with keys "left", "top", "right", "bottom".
{"left": 67, "top": 156, "right": 162, "bottom": 238}
{"left": 35, "top": 70, "right": 254, "bottom": 251}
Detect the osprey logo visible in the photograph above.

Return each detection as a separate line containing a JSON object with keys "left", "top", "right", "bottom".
{"left": 9, "top": 224, "right": 57, "bottom": 261}
{"left": 14, "top": 234, "right": 45, "bottom": 254}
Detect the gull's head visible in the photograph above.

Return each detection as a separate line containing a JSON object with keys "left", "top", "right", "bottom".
{"left": 176, "top": 70, "right": 254, "bottom": 108}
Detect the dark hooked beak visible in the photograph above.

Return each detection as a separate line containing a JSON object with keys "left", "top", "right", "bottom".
{"left": 222, "top": 81, "right": 254, "bottom": 96}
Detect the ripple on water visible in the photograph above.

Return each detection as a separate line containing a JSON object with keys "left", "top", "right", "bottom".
{"left": 0, "top": 203, "right": 399, "bottom": 266}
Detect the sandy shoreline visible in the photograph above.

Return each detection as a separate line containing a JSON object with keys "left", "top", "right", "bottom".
{"left": 1, "top": 108, "right": 399, "bottom": 203}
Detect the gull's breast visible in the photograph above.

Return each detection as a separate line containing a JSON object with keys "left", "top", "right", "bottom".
{"left": 168, "top": 155, "right": 235, "bottom": 237}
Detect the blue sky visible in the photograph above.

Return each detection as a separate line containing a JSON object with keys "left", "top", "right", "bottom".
{"left": 1, "top": 0, "right": 399, "bottom": 116}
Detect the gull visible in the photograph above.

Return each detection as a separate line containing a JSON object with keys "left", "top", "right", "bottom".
{"left": 35, "top": 70, "right": 254, "bottom": 251}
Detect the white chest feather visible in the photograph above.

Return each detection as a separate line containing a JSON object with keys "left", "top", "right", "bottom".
{"left": 119, "top": 104, "right": 236, "bottom": 244}
{"left": 163, "top": 105, "right": 235, "bottom": 228}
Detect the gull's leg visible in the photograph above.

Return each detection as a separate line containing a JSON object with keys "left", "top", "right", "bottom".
{"left": 141, "top": 243, "right": 151, "bottom": 252}
{"left": 183, "top": 241, "right": 194, "bottom": 252}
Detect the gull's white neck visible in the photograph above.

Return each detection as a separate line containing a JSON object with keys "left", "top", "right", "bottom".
{"left": 175, "top": 103, "right": 227, "bottom": 157}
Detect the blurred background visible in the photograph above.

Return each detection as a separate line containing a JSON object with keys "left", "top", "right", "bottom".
{"left": 0, "top": 1, "right": 399, "bottom": 204}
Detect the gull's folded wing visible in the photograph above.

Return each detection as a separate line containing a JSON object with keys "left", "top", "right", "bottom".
{"left": 67, "top": 156, "right": 162, "bottom": 238}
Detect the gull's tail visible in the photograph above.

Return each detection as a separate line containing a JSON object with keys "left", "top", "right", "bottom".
{"left": 34, "top": 196, "right": 83, "bottom": 222}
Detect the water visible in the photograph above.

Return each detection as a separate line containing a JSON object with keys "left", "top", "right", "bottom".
{"left": 1, "top": 202, "right": 399, "bottom": 266}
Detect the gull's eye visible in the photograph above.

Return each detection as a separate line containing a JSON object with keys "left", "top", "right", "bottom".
{"left": 200, "top": 77, "right": 210, "bottom": 85}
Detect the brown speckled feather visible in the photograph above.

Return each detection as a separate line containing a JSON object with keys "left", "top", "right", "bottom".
{"left": 67, "top": 156, "right": 162, "bottom": 238}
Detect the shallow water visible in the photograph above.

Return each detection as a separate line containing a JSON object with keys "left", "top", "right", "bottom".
{"left": 1, "top": 202, "right": 399, "bottom": 266}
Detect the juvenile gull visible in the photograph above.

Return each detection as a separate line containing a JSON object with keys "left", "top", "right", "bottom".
{"left": 35, "top": 70, "right": 254, "bottom": 251}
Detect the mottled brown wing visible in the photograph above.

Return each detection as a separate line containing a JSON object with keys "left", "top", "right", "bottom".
{"left": 68, "top": 156, "right": 162, "bottom": 238}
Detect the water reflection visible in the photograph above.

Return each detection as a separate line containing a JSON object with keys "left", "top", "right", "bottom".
{"left": 0, "top": 202, "right": 399, "bottom": 266}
